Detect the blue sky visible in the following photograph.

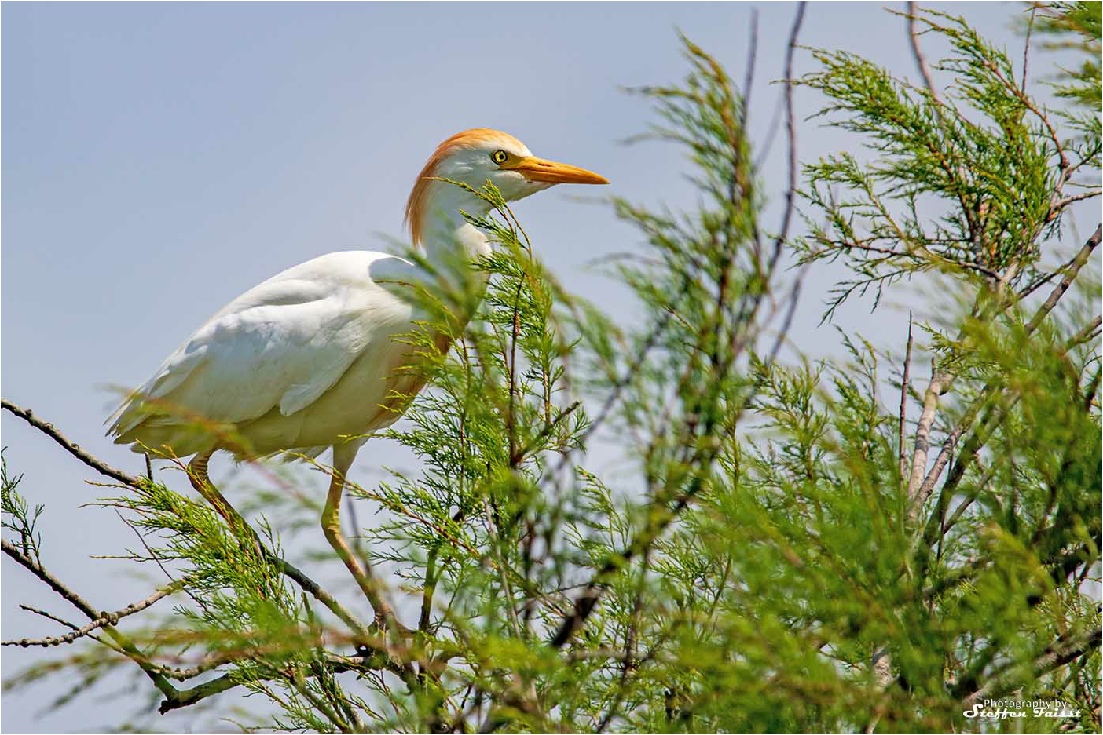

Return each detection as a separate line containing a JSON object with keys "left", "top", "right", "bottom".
{"left": 3, "top": 2, "right": 1077, "bottom": 731}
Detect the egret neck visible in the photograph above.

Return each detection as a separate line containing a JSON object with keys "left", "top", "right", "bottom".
{"left": 408, "top": 177, "right": 497, "bottom": 316}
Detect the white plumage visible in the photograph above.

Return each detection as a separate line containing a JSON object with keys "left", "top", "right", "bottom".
{"left": 110, "top": 251, "right": 421, "bottom": 459}
{"left": 106, "top": 128, "right": 606, "bottom": 609}
{"left": 109, "top": 129, "right": 606, "bottom": 465}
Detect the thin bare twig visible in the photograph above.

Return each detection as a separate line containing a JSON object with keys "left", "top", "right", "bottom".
{"left": 898, "top": 317, "right": 914, "bottom": 486}
{"left": 907, "top": 2, "right": 944, "bottom": 106}
{"left": 820, "top": 237, "right": 1003, "bottom": 281}
{"left": 741, "top": 8, "right": 759, "bottom": 130}
{"left": 769, "top": 1, "right": 806, "bottom": 274}
{"left": 1052, "top": 189, "right": 1103, "bottom": 210}
{"left": 16, "top": 604, "right": 119, "bottom": 652}
{"left": 2, "top": 399, "right": 143, "bottom": 489}
{"left": 4, "top": 579, "right": 186, "bottom": 648}
{"left": 1021, "top": 3, "right": 1037, "bottom": 93}
{"left": 1026, "top": 224, "right": 1101, "bottom": 335}
{"left": 2, "top": 539, "right": 179, "bottom": 700}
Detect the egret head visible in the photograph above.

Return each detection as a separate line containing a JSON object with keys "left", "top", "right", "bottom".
{"left": 405, "top": 128, "right": 607, "bottom": 246}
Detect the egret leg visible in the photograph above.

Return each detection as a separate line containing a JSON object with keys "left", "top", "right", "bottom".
{"left": 321, "top": 443, "right": 399, "bottom": 632}
{"left": 187, "top": 448, "right": 240, "bottom": 528}
{"left": 186, "top": 449, "right": 273, "bottom": 604}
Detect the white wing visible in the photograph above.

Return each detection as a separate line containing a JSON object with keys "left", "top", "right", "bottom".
{"left": 109, "top": 250, "right": 419, "bottom": 455}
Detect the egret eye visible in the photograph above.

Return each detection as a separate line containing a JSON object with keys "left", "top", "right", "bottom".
{"left": 490, "top": 150, "right": 509, "bottom": 165}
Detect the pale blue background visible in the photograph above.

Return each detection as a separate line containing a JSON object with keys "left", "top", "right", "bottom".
{"left": 4, "top": 2, "right": 1085, "bottom": 732}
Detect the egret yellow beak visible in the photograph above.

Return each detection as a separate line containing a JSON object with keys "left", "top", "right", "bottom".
{"left": 506, "top": 156, "right": 609, "bottom": 185}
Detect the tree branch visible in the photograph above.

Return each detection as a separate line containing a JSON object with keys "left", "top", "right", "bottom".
{"left": 907, "top": 2, "right": 944, "bottom": 107}
{"left": 156, "top": 650, "right": 372, "bottom": 715}
{"left": 959, "top": 626, "right": 1102, "bottom": 706}
{"left": 1025, "top": 224, "right": 1101, "bottom": 335}
{"left": 3, "top": 579, "right": 186, "bottom": 648}
{"left": 2, "top": 399, "right": 143, "bottom": 490}
{"left": 3, "top": 397, "right": 376, "bottom": 656}
{"left": 770, "top": 1, "right": 806, "bottom": 273}
{"left": 2, "top": 539, "right": 179, "bottom": 700}
{"left": 898, "top": 317, "right": 914, "bottom": 486}
{"left": 906, "top": 367, "right": 952, "bottom": 518}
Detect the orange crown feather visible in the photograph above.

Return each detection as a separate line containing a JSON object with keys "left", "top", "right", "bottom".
{"left": 403, "top": 128, "right": 525, "bottom": 247}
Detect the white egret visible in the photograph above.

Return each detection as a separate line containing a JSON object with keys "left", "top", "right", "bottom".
{"left": 108, "top": 128, "right": 607, "bottom": 609}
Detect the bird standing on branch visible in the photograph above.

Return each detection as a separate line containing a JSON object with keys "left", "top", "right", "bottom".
{"left": 107, "top": 128, "right": 607, "bottom": 619}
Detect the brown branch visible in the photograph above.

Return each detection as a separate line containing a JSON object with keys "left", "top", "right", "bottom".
{"left": 156, "top": 650, "right": 371, "bottom": 715}
{"left": 959, "top": 626, "right": 1102, "bottom": 706}
{"left": 1067, "top": 315, "right": 1102, "bottom": 352}
{"left": 2, "top": 539, "right": 179, "bottom": 700}
{"left": 1051, "top": 189, "right": 1102, "bottom": 211}
{"left": 763, "top": 272, "right": 805, "bottom": 367}
{"left": 898, "top": 317, "right": 914, "bottom": 485}
{"left": 4, "top": 579, "right": 185, "bottom": 648}
{"left": 4, "top": 397, "right": 375, "bottom": 654}
{"left": 740, "top": 7, "right": 759, "bottom": 129}
{"left": 907, "top": 3, "right": 944, "bottom": 107}
{"left": 2, "top": 399, "right": 143, "bottom": 490}
{"left": 769, "top": 1, "right": 806, "bottom": 274}
{"left": 1026, "top": 224, "right": 1101, "bottom": 335}
{"left": 4, "top": 541, "right": 116, "bottom": 637}
{"left": 1018, "top": 223, "right": 1103, "bottom": 303}
{"left": 1021, "top": 4, "right": 1036, "bottom": 94}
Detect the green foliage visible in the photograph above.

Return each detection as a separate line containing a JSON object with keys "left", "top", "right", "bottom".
{"left": 798, "top": 6, "right": 1098, "bottom": 319}
{"left": 2, "top": 452, "right": 42, "bottom": 563}
{"left": 3, "top": 3, "right": 1099, "bottom": 733}
{"left": 1036, "top": 2, "right": 1102, "bottom": 109}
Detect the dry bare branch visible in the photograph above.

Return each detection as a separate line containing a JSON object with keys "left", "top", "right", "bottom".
{"left": 2, "top": 399, "right": 143, "bottom": 490}
{"left": 3, "top": 579, "right": 185, "bottom": 648}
